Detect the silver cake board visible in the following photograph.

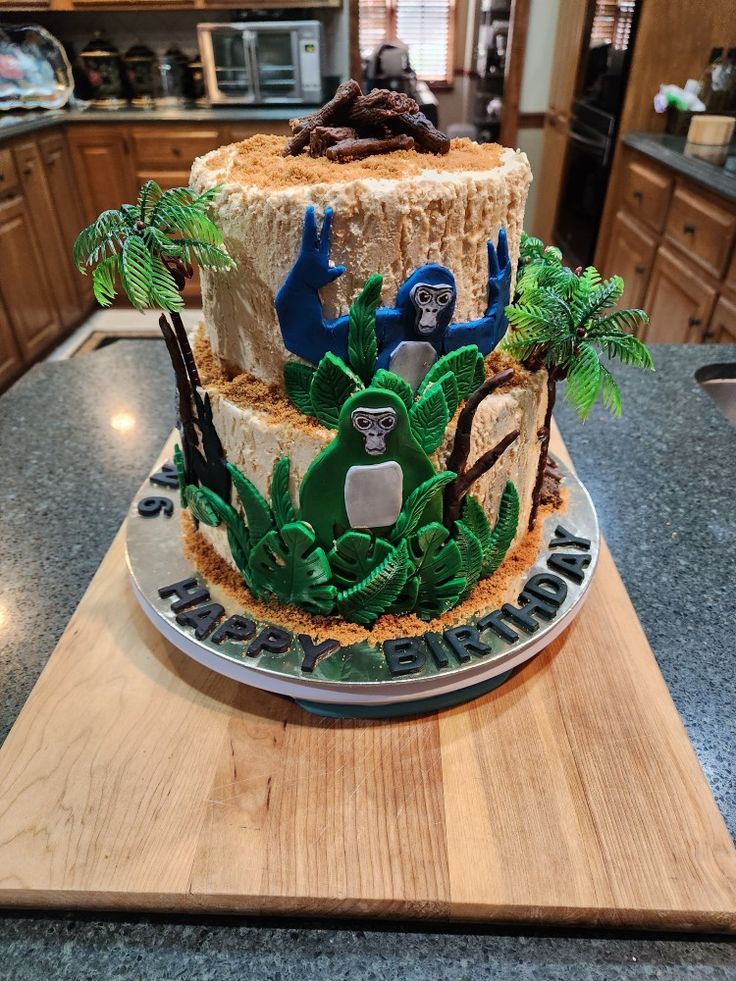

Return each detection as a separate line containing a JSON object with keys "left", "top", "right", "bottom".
{"left": 127, "top": 454, "right": 599, "bottom": 719}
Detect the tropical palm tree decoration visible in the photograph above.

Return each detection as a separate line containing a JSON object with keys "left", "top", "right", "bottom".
{"left": 72, "top": 180, "right": 233, "bottom": 312}
{"left": 503, "top": 232, "right": 653, "bottom": 528}
{"left": 72, "top": 180, "right": 235, "bottom": 495}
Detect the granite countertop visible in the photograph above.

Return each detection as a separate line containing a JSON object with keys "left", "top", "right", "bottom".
{"left": 623, "top": 131, "right": 736, "bottom": 203}
{"left": 0, "top": 339, "right": 735, "bottom": 979}
{"left": 0, "top": 103, "right": 316, "bottom": 142}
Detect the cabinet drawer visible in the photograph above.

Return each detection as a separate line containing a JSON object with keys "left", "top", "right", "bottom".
{"left": 623, "top": 159, "right": 672, "bottom": 231}
{"left": 664, "top": 184, "right": 736, "bottom": 278}
{"left": 0, "top": 147, "right": 19, "bottom": 198}
{"left": 704, "top": 293, "right": 736, "bottom": 344}
{"left": 129, "top": 127, "right": 222, "bottom": 169}
{"left": 226, "top": 121, "right": 290, "bottom": 142}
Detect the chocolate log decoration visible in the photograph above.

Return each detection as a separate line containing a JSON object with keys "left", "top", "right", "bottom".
{"left": 325, "top": 134, "right": 415, "bottom": 163}
{"left": 386, "top": 111, "right": 451, "bottom": 154}
{"left": 283, "top": 78, "right": 362, "bottom": 156}
{"left": 309, "top": 126, "right": 358, "bottom": 158}
{"left": 284, "top": 80, "right": 451, "bottom": 161}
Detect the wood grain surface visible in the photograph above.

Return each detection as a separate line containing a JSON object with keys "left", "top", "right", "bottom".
{"left": 0, "top": 428, "right": 734, "bottom": 930}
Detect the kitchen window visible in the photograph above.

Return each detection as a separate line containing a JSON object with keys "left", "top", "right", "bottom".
{"left": 359, "top": 0, "right": 456, "bottom": 85}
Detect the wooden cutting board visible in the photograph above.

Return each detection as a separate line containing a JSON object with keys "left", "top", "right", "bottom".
{"left": 0, "top": 427, "right": 734, "bottom": 931}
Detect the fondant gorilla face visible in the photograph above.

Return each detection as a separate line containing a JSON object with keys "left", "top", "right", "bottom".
{"left": 410, "top": 282, "right": 455, "bottom": 334}
{"left": 351, "top": 406, "right": 398, "bottom": 456}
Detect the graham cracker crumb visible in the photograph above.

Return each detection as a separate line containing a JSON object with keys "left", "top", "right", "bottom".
{"left": 194, "top": 326, "right": 326, "bottom": 436}
{"left": 199, "top": 135, "right": 505, "bottom": 192}
{"left": 181, "top": 495, "right": 565, "bottom": 646}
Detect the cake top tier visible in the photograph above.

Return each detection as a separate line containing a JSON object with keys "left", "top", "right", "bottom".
{"left": 197, "top": 135, "right": 507, "bottom": 192}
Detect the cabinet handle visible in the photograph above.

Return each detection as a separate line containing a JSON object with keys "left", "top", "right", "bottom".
{"left": 701, "top": 329, "right": 715, "bottom": 341}
{"left": 683, "top": 223, "right": 696, "bottom": 234}
{"left": 172, "top": 147, "right": 182, "bottom": 157}
{"left": 22, "top": 166, "right": 32, "bottom": 176}
{"left": 634, "top": 264, "right": 646, "bottom": 274}
{"left": 688, "top": 316, "right": 701, "bottom": 328}
{"left": 632, "top": 190, "right": 643, "bottom": 200}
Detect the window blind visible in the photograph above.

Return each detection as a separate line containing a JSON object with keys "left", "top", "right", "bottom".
{"left": 590, "top": 0, "right": 636, "bottom": 51}
{"left": 359, "top": 0, "right": 455, "bottom": 84}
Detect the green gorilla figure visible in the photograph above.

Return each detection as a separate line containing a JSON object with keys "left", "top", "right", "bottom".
{"left": 299, "top": 388, "right": 439, "bottom": 549}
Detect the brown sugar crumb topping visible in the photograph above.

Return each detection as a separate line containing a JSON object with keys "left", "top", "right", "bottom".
{"left": 198, "top": 135, "right": 505, "bottom": 192}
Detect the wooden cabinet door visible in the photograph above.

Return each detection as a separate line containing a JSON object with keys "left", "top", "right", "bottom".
{"left": 643, "top": 246, "right": 717, "bottom": 344}
{"left": 0, "top": 194, "right": 60, "bottom": 360}
{"left": 602, "top": 210, "right": 657, "bottom": 315}
{"left": 531, "top": 113, "right": 568, "bottom": 244}
{"left": 704, "top": 293, "right": 736, "bottom": 344}
{"left": 38, "top": 132, "right": 92, "bottom": 314}
{"left": 14, "top": 139, "right": 81, "bottom": 331}
{"left": 67, "top": 126, "right": 137, "bottom": 227}
{"left": 0, "top": 291, "right": 22, "bottom": 393}
{"left": 547, "top": 0, "right": 588, "bottom": 116}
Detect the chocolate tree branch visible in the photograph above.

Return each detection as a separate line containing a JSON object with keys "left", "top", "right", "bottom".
{"left": 444, "top": 429, "right": 519, "bottom": 528}
{"left": 445, "top": 368, "right": 514, "bottom": 477}
{"left": 159, "top": 314, "right": 197, "bottom": 479}
{"left": 528, "top": 365, "right": 565, "bottom": 530}
{"left": 443, "top": 368, "right": 517, "bottom": 527}
{"left": 170, "top": 311, "right": 201, "bottom": 390}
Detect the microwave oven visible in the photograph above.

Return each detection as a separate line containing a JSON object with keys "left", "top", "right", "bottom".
{"left": 197, "top": 21, "right": 323, "bottom": 105}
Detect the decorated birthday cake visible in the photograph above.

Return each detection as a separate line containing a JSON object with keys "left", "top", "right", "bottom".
{"left": 75, "top": 80, "right": 652, "bottom": 711}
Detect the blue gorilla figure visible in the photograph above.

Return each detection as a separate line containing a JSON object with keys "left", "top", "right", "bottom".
{"left": 275, "top": 206, "right": 511, "bottom": 389}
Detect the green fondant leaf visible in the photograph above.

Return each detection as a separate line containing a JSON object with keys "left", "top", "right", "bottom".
{"left": 185, "top": 485, "right": 221, "bottom": 526}
{"left": 226, "top": 462, "right": 274, "bottom": 542}
{"left": 248, "top": 521, "right": 336, "bottom": 615}
{"left": 454, "top": 520, "right": 484, "bottom": 599}
{"left": 271, "top": 457, "right": 297, "bottom": 528}
{"left": 483, "top": 481, "right": 520, "bottom": 576}
{"left": 347, "top": 274, "right": 382, "bottom": 383}
{"left": 409, "top": 380, "right": 450, "bottom": 454}
{"left": 227, "top": 524, "right": 252, "bottom": 584}
{"left": 408, "top": 523, "right": 466, "bottom": 620}
{"left": 461, "top": 494, "right": 492, "bottom": 556}
{"left": 434, "top": 370, "right": 460, "bottom": 418}
{"left": 336, "top": 540, "right": 411, "bottom": 627}
{"left": 388, "top": 572, "right": 420, "bottom": 615}
{"left": 371, "top": 368, "right": 414, "bottom": 412}
{"left": 389, "top": 470, "right": 456, "bottom": 542}
{"left": 173, "top": 444, "right": 187, "bottom": 508}
{"left": 328, "top": 530, "right": 393, "bottom": 589}
{"left": 284, "top": 361, "right": 317, "bottom": 417}
{"left": 419, "top": 345, "right": 483, "bottom": 402}
{"left": 473, "top": 350, "right": 486, "bottom": 390}
{"left": 310, "top": 352, "right": 364, "bottom": 429}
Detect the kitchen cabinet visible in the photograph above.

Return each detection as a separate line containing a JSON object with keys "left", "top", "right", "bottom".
{"left": 0, "top": 194, "right": 61, "bottom": 361}
{"left": 599, "top": 146, "right": 736, "bottom": 344}
{"left": 643, "top": 246, "right": 717, "bottom": 345}
{"left": 531, "top": 0, "right": 588, "bottom": 242}
{"left": 603, "top": 209, "right": 657, "bottom": 316}
{"left": 14, "top": 138, "right": 83, "bottom": 330}
{"left": 706, "top": 294, "right": 736, "bottom": 345}
{"left": 624, "top": 159, "right": 672, "bottom": 233}
{"left": 38, "top": 132, "right": 89, "bottom": 308}
{"left": 663, "top": 185, "right": 736, "bottom": 280}
{"left": 0, "top": 293, "right": 22, "bottom": 392}
{"left": 67, "top": 126, "right": 137, "bottom": 226}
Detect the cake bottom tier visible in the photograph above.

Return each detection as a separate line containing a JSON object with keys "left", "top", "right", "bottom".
{"left": 190, "top": 328, "right": 549, "bottom": 574}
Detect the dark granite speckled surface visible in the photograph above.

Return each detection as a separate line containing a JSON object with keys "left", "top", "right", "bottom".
{"left": 0, "top": 340, "right": 735, "bottom": 979}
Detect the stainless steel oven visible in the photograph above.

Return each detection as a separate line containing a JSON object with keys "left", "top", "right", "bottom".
{"left": 197, "top": 21, "right": 323, "bottom": 105}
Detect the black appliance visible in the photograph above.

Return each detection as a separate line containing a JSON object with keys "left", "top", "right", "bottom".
{"left": 553, "top": 100, "right": 616, "bottom": 269}
{"left": 553, "top": 0, "right": 641, "bottom": 267}
{"left": 363, "top": 40, "right": 439, "bottom": 127}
